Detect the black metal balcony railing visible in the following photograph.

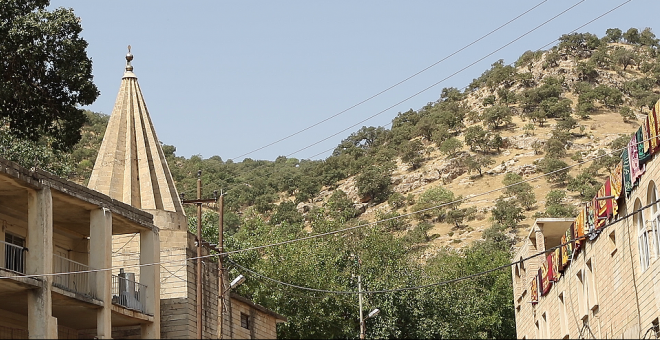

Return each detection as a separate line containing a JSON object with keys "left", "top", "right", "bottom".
{"left": 52, "top": 254, "right": 95, "bottom": 299}
{"left": 1, "top": 240, "right": 25, "bottom": 274}
{"left": 111, "top": 270, "right": 147, "bottom": 314}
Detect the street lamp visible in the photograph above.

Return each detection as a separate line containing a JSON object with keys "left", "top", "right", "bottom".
{"left": 367, "top": 308, "right": 380, "bottom": 319}
{"left": 229, "top": 274, "right": 245, "bottom": 290}
{"left": 360, "top": 308, "right": 380, "bottom": 339}
{"left": 358, "top": 274, "right": 380, "bottom": 339}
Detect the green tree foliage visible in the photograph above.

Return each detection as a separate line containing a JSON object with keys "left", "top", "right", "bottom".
{"left": 0, "top": 0, "right": 99, "bottom": 151}
{"left": 538, "top": 157, "right": 570, "bottom": 184}
{"left": 557, "top": 32, "right": 602, "bottom": 57}
{"left": 483, "top": 105, "right": 513, "bottom": 130}
{"left": 515, "top": 50, "right": 543, "bottom": 70}
{"left": 567, "top": 169, "right": 601, "bottom": 201}
{"left": 613, "top": 46, "right": 636, "bottom": 70}
{"left": 623, "top": 27, "right": 640, "bottom": 44}
{"left": 464, "top": 125, "right": 491, "bottom": 153}
{"left": 355, "top": 164, "right": 393, "bottom": 204}
{"left": 400, "top": 139, "right": 425, "bottom": 170}
{"left": 604, "top": 28, "right": 622, "bottom": 43}
{"left": 502, "top": 173, "right": 536, "bottom": 210}
{"left": 0, "top": 119, "right": 73, "bottom": 176}
{"left": 543, "top": 190, "right": 578, "bottom": 218}
{"left": 412, "top": 186, "right": 459, "bottom": 222}
{"left": 271, "top": 201, "right": 304, "bottom": 225}
{"left": 468, "top": 59, "right": 517, "bottom": 90}
{"left": 225, "top": 212, "right": 515, "bottom": 339}
{"left": 438, "top": 137, "right": 463, "bottom": 158}
{"left": 639, "top": 27, "right": 660, "bottom": 47}
{"left": 326, "top": 190, "right": 360, "bottom": 222}
{"left": 464, "top": 154, "right": 494, "bottom": 177}
{"left": 491, "top": 198, "right": 524, "bottom": 228}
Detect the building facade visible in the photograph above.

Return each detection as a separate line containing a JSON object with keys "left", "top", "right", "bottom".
{"left": 512, "top": 100, "right": 660, "bottom": 339}
{"left": 0, "top": 158, "right": 160, "bottom": 339}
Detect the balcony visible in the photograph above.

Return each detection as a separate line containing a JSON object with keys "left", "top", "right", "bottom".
{"left": 112, "top": 269, "right": 148, "bottom": 314}
{"left": 1, "top": 240, "right": 26, "bottom": 274}
{"left": 52, "top": 254, "right": 95, "bottom": 299}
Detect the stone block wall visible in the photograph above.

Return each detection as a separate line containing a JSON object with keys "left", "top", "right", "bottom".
{"left": 513, "top": 149, "right": 660, "bottom": 338}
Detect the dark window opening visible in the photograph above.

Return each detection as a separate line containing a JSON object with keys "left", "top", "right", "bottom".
{"left": 240, "top": 312, "right": 250, "bottom": 330}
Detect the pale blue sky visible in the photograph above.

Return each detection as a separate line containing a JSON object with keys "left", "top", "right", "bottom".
{"left": 50, "top": 0, "right": 660, "bottom": 162}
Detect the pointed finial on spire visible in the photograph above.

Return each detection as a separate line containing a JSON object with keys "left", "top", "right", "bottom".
{"left": 126, "top": 45, "right": 134, "bottom": 72}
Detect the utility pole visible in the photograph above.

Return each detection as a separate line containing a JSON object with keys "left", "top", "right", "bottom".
{"left": 359, "top": 274, "right": 365, "bottom": 340}
{"left": 218, "top": 191, "right": 225, "bottom": 339}
{"left": 181, "top": 170, "right": 217, "bottom": 339}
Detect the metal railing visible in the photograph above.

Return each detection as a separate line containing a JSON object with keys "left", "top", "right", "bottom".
{"left": 111, "top": 270, "right": 147, "bottom": 314}
{"left": 1, "top": 240, "right": 26, "bottom": 274}
{"left": 52, "top": 254, "right": 95, "bottom": 299}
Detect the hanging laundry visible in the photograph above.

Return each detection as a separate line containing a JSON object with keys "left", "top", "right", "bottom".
{"left": 637, "top": 126, "right": 651, "bottom": 164}
{"left": 541, "top": 257, "right": 552, "bottom": 296}
{"left": 610, "top": 161, "right": 623, "bottom": 216}
{"left": 629, "top": 133, "right": 646, "bottom": 184}
{"left": 622, "top": 148, "right": 633, "bottom": 197}
{"left": 650, "top": 104, "right": 659, "bottom": 154}
{"left": 596, "top": 184, "right": 607, "bottom": 229}
{"left": 654, "top": 101, "right": 660, "bottom": 154}
{"left": 547, "top": 253, "right": 556, "bottom": 283}
{"left": 563, "top": 225, "right": 574, "bottom": 267}
{"left": 643, "top": 117, "right": 651, "bottom": 153}
{"left": 604, "top": 177, "right": 614, "bottom": 217}
{"left": 552, "top": 248, "right": 561, "bottom": 281}
{"left": 587, "top": 200, "right": 599, "bottom": 240}
{"left": 575, "top": 208, "right": 586, "bottom": 250}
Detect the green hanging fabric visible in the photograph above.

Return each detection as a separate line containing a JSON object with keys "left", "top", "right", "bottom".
{"left": 637, "top": 126, "right": 651, "bottom": 164}
{"left": 622, "top": 148, "right": 633, "bottom": 197}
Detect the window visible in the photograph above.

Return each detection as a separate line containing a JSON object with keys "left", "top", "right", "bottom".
{"left": 541, "top": 312, "right": 549, "bottom": 339}
{"left": 609, "top": 230, "right": 617, "bottom": 256}
{"left": 636, "top": 199, "right": 650, "bottom": 271}
{"left": 648, "top": 183, "right": 660, "bottom": 261}
{"left": 586, "top": 259, "right": 598, "bottom": 311}
{"left": 4, "top": 232, "right": 25, "bottom": 273}
{"left": 577, "top": 269, "right": 588, "bottom": 320}
{"left": 240, "top": 312, "right": 250, "bottom": 330}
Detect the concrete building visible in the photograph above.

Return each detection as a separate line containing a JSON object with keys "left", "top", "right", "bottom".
{"left": 512, "top": 100, "right": 660, "bottom": 339}
{"left": 0, "top": 157, "right": 160, "bottom": 339}
{"left": 87, "top": 49, "right": 285, "bottom": 339}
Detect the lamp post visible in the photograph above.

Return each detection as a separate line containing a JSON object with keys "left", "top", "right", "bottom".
{"left": 358, "top": 274, "right": 379, "bottom": 339}
{"left": 220, "top": 274, "right": 245, "bottom": 339}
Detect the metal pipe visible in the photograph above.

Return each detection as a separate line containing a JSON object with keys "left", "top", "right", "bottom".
{"left": 196, "top": 173, "right": 203, "bottom": 339}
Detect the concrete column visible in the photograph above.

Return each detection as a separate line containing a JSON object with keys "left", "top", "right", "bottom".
{"left": 90, "top": 208, "right": 112, "bottom": 339}
{"left": 139, "top": 229, "right": 160, "bottom": 339}
{"left": 26, "top": 187, "right": 58, "bottom": 339}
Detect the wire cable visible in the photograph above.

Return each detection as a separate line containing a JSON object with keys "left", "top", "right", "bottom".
{"left": 285, "top": 0, "right": 590, "bottom": 158}
{"left": 230, "top": 0, "right": 550, "bottom": 161}
{"left": 225, "top": 198, "right": 659, "bottom": 295}
{"left": 303, "top": 0, "right": 632, "bottom": 160}
{"left": 0, "top": 132, "right": 649, "bottom": 280}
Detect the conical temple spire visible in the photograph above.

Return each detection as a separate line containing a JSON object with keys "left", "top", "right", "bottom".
{"left": 88, "top": 50, "right": 185, "bottom": 226}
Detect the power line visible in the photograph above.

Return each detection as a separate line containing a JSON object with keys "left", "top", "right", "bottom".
{"left": 230, "top": 0, "right": 551, "bottom": 161}
{"left": 0, "top": 133, "right": 646, "bottom": 280}
{"left": 304, "top": 0, "right": 632, "bottom": 160}
{"left": 225, "top": 197, "right": 659, "bottom": 295}
{"left": 285, "top": 0, "right": 590, "bottom": 158}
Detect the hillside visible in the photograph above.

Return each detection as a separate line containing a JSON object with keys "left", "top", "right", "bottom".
{"left": 57, "top": 29, "right": 660, "bottom": 253}
{"left": 29, "top": 27, "right": 660, "bottom": 339}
